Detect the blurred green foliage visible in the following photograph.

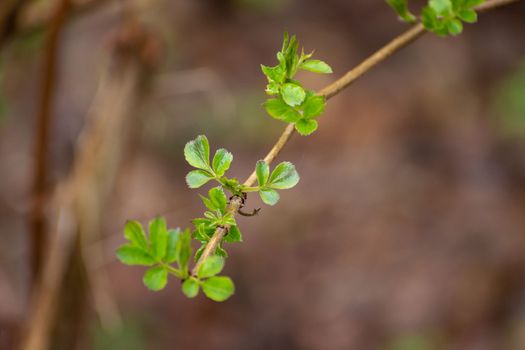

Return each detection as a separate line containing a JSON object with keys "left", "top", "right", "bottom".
{"left": 92, "top": 317, "right": 149, "bottom": 350}
{"left": 387, "top": 333, "right": 437, "bottom": 350}
{"left": 493, "top": 62, "right": 525, "bottom": 137}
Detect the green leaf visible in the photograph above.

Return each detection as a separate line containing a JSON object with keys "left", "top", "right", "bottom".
{"left": 149, "top": 217, "right": 168, "bottom": 260}
{"left": 198, "top": 255, "right": 225, "bottom": 279}
{"left": 295, "top": 118, "right": 318, "bottom": 136}
{"left": 302, "top": 95, "right": 326, "bottom": 119}
{"left": 224, "top": 225, "right": 242, "bottom": 243}
{"left": 261, "top": 64, "right": 286, "bottom": 83}
{"left": 259, "top": 188, "right": 280, "bottom": 206}
{"left": 268, "top": 162, "right": 300, "bottom": 189}
{"left": 124, "top": 221, "right": 148, "bottom": 250}
{"left": 386, "top": 0, "right": 417, "bottom": 23}
{"left": 164, "top": 229, "right": 180, "bottom": 263}
{"left": 457, "top": 9, "right": 477, "bottom": 23}
{"left": 264, "top": 98, "right": 301, "bottom": 122}
{"left": 143, "top": 266, "right": 168, "bottom": 291}
{"left": 184, "top": 135, "right": 210, "bottom": 170}
{"left": 421, "top": 6, "right": 438, "bottom": 31}
{"left": 447, "top": 18, "right": 463, "bottom": 35}
{"left": 266, "top": 82, "right": 280, "bottom": 95}
{"left": 182, "top": 278, "right": 200, "bottom": 298}
{"left": 208, "top": 186, "right": 228, "bottom": 214}
{"left": 300, "top": 59, "right": 333, "bottom": 74}
{"left": 429, "top": 0, "right": 453, "bottom": 15}
{"left": 212, "top": 149, "right": 233, "bottom": 177}
{"left": 215, "top": 246, "right": 228, "bottom": 258}
{"left": 116, "top": 245, "right": 155, "bottom": 266}
{"left": 194, "top": 245, "right": 205, "bottom": 261}
{"left": 186, "top": 170, "right": 214, "bottom": 189}
{"left": 176, "top": 229, "right": 192, "bottom": 273}
{"left": 202, "top": 276, "right": 235, "bottom": 302}
{"left": 281, "top": 83, "right": 306, "bottom": 107}
{"left": 255, "top": 160, "right": 269, "bottom": 187}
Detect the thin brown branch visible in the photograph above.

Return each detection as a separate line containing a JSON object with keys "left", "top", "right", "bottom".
{"left": 29, "top": 0, "right": 71, "bottom": 285}
{"left": 190, "top": 0, "right": 522, "bottom": 276}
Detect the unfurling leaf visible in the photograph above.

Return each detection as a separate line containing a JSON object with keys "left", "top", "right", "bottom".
{"left": 386, "top": 0, "right": 417, "bottom": 23}
{"left": 300, "top": 59, "right": 333, "bottom": 74}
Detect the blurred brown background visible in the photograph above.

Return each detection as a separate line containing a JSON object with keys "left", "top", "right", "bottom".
{"left": 1, "top": 0, "right": 525, "bottom": 349}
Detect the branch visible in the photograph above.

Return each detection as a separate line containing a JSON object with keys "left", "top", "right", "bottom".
{"left": 190, "top": 0, "right": 523, "bottom": 276}
{"left": 29, "top": 0, "right": 71, "bottom": 285}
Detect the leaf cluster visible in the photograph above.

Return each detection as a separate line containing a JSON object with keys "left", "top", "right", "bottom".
{"left": 386, "top": 0, "right": 484, "bottom": 36}
{"left": 262, "top": 32, "right": 332, "bottom": 136}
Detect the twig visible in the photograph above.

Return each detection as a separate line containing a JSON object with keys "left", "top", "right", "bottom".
{"left": 29, "top": 0, "right": 71, "bottom": 285}
{"left": 190, "top": 0, "right": 523, "bottom": 276}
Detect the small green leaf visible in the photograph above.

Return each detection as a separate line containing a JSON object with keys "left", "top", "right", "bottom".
{"left": 184, "top": 135, "right": 210, "bottom": 170}
{"left": 300, "top": 59, "right": 333, "bottom": 74}
{"left": 186, "top": 170, "right": 214, "bottom": 189}
{"left": 429, "top": 0, "right": 452, "bottom": 15}
{"left": 255, "top": 160, "right": 269, "bottom": 187}
{"left": 116, "top": 245, "right": 155, "bottom": 266}
{"left": 212, "top": 149, "right": 233, "bottom": 177}
{"left": 182, "top": 278, "right": 200, "bottom": 298}
{"left": 268, "top": 162, "right": 300, "bottom": 189}
{"left": 124, "top": 221, "right": 148, "bottom": 250}
{"left": 266, "top": 82, "right": 280, "bottom": 95}
{"left": 458, "top": 9, "right": 477, "bottom": 23}
{"left": 386, "top": 0, "right": 417, "bottom": 23}
{"left": 208, "top": 186, "right": 228, "bottom": 214}
{"left": 198, "top": 255, "right": 225, "bottom": 279}
{"left": 281, "top": 83, "right": 306, "bottom": 107}
{"left": 176, "top": 229, "right": 192, "bottom": 273}
{"left": 164, "top": 229, "right": 181, "bottom": 263}
{"left": 194, "top": 245, "right": 206, "bottom": 261}
{"left": 143, "top": 266, "right": 168, "bottom": 291}
{"left": 259, "top": 188, "right": 280, "bottom": 206}
{"left": 261, "top": 64, "right": 286, "bottom": 83}
{"left": 149, "top": 217, "right": 168, "bottom": 260}
{"left": 302, "top": 95, "right": 326, "bottom": 119}
{"left": 224, "top": 225, "right": 242, "bottom": 243}
{"left": 264, "top": 98, "right": 301, "bottom": 122}
{"left": 447, "top": 18, "right": 463, "bottom": 35}
{"left": 295, "top": 118, "right": 319, "bottom": 136}
{"left": 202, "top": 276, "right": 235, "bottom": 302}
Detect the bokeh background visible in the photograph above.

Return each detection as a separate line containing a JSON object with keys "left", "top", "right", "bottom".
{"left": 1, "top": 0, "right": 525, "bottom": 349}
